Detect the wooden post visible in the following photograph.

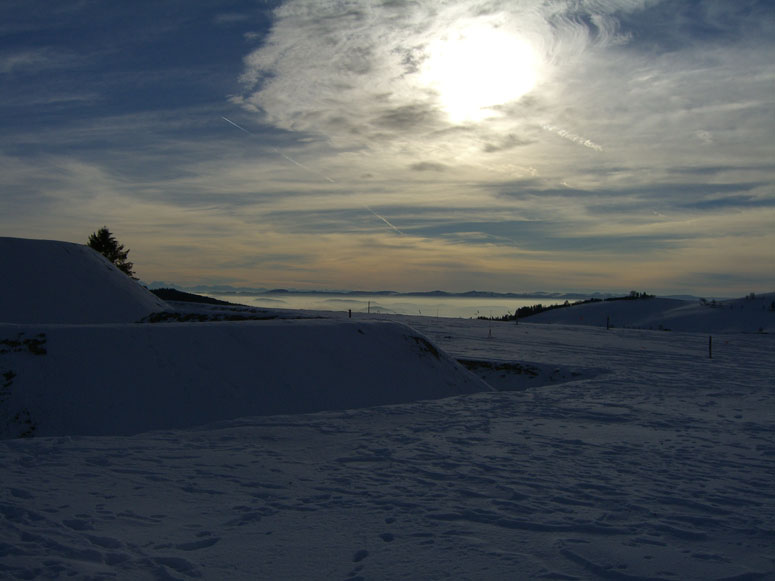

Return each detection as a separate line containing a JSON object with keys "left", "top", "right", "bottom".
{"left": 348, "top": 309, "right": 352, "bottom": 318}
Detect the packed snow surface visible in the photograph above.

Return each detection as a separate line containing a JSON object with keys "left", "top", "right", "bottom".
{"left": 0, "top": 237, "right": 168, "bottom": 324}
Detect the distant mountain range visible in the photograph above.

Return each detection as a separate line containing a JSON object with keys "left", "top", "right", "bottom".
{"left": 147, "top": 281, "right": 703, "bottom": 302}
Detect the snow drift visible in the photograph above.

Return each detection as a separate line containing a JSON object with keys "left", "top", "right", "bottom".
{"left": 0, "top": 237, "right": 491, "bottom": 437}
{"left": 0, "top": 237, "right": 168, "bottom": 324}
{"left": 1, "top": 319, "right": 490, "bottom": 437}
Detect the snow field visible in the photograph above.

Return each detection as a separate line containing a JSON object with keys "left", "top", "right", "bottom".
{"left": 1, "top": 314, "right": 773, "bottom": 580}
{"left": 1, "top": 237, "right": 773, "bottom": 579}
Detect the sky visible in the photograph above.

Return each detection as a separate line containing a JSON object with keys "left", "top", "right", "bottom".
{"left": 1, "top": 0, "right": 773, "bottom": 296}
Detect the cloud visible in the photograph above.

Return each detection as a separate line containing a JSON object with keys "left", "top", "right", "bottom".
{"left": 0, "top": 48, "right": 81, "bottom": 75}
{"left": 409, "top": 162, "right": 447, "bottom": 172}
{"left": 482, "top": 133, "right": 534, "bottom": 153}
{"left": 679, "top": 194, "right": 775, "bottom": 212}
{"left": 1, "top": 0, "right": 772, "bottom": 295}
{"left": 235, "top": 1, "right": 631, "bottom": 137}
{"left": 233, "top": 0, "right": 775, "bottom": 183}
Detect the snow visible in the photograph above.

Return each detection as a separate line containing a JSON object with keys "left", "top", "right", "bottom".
{"left": 0, "top": 237, "right": 169, "bottom": 324}
{"left": 0, "top": 238, "right": 489, "bottom": 438}
{"left": 525, "top": 295, "right": 775, "bottom": 334}
{"left": 1, "top": 237, "right": 774, "bottom": 579}
{"left": 1, "top": 318, "right": 490, "bottom": 438}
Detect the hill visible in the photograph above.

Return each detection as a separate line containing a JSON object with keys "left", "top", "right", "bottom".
{"left": 0, "top": 237, "right": 169, "bottom": 324}
{"left": 0, "top": 237, "right": 490, "bottom": 437}
{"left": 523, "top": 294, "right": 774, "bottom": 333}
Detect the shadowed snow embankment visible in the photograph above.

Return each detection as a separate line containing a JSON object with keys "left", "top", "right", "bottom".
{"left": 0, "top": 237, "right": 169, "bottom": 324}
{"left": 0, "top": 319, "right": 491, "bottom": 438}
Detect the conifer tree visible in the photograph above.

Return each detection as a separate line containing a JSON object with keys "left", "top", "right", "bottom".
{"left": 87, "top": 226, "right": 136, "bottom": 279}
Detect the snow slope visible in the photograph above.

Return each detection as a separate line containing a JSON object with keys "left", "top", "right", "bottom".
{"left": 525, "top": 295, "right": 775, "bottom": 333}
{"left": 0, "top": 318, "right": 490, "bottom": 437}
{"left": 0, "top": 237, "right": 169, "bottom": 324}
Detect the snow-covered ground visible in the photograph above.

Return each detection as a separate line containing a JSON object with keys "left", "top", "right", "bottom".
{"left": 524, "top": 294, "right": 775, "bottom": 334}
{"left": 0, "top": 317, "right": 489, "bottom": 438}
{"left": 1, "top": 238, "right": 774, "bottom": 579}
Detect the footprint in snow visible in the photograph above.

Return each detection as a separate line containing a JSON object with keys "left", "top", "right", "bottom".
{"left": 176, "top": 537, "right": 220, "bottom": 551}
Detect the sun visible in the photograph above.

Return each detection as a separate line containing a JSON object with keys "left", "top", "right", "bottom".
{"left": 419, "top": 23, "right": 539, "bottom": 123}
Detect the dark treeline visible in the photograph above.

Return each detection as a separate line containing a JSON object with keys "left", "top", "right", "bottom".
{"left": 481, "top": 290, "right": 655, "bottom": 322}
{"left": 150, "top": 288, "right": 236, "bottom": 306}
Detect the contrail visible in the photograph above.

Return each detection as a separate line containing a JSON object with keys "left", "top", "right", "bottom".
{"left": 222, "top": 116, "right": 252, "bottom": 135}
{"left": 364, "top": 205, "right": 404, "bottom": 235}
{"left": 222, "top": 115, "right": 403, "bottom": 235}
{"left": 542, "top": 123, "right": 604, "bottom": 152}
{"left": 222, "top": 116, "right": 336, "bottom": 183}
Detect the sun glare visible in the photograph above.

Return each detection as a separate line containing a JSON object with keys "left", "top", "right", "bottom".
{"left": 420, "top": 24, "right": 539, "bottom": 123}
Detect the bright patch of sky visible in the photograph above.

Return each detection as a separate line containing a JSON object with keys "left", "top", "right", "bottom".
{"left": 1, "top": 0, "right": 773, "bottom": 295}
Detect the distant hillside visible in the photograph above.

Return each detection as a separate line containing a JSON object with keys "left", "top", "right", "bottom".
{"left": 150, "top": 287, "right": 238, "bottom": 306}
{"left": 482, "top": 291, "right": 657, "bottom": 321}
{"left": 520, "top": 293, "right": 774, "bottom": 333}
{"left": 146, "top": 283, "right": 625, "bottom": 301}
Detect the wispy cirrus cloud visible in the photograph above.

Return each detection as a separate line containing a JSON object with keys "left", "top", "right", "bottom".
{"left": 0, "top": 48, "right": 82, "bottom": 74}
{"left": 233, "top": 0, "right": 773, "bottom": 186}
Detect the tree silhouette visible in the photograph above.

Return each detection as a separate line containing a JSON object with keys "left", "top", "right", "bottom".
{"left": 87, "top": 227, "right": 136, "bottom": 279}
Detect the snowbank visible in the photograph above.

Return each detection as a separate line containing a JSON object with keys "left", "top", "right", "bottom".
{"left": 0, "top": 236, "right": 491, "bottom": 437}
{"left": 0, "top": 319, "right": 491, "bottom": 437}
{"left": 0, "top": 237, "right": 169, "bottom": 324}
{"left": 525, "top": 295, "right": 774, "bottom": 333}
